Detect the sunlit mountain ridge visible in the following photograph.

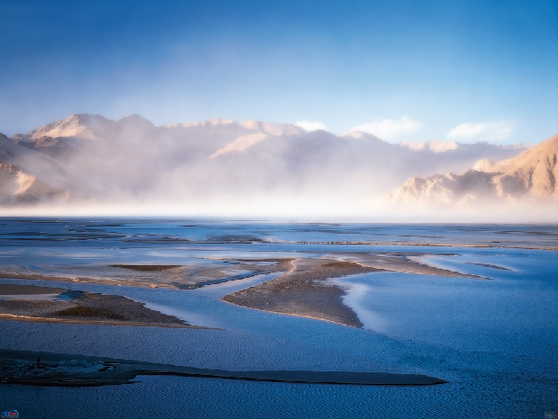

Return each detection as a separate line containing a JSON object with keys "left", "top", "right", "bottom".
{"left": 391, "top": 135, "right": 558, "bottom": 209}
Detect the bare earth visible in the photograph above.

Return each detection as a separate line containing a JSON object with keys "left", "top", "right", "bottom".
{"left": 0, "top": 283, "right": 195, "bottom": 328}
{"left": 0, "top": 253, "right": 481, "bottom": 329}
{"left": 0, "top": 255, "right": 467, "bottom": 387}
{"left": 0, "top": 349, "right": 446, "bottom": 387}
{"left": 222, "top": 255, "right": 482, "bottom": 327}
{"left": 0, "top": 259, "right": 293, "bottom": 290}
{"left": 223, "top": 259, "right": 380, "bottom": 327}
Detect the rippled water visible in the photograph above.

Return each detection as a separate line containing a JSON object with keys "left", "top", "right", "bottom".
{"left": 0, "top": 219, "right": 557, "bottom": 418}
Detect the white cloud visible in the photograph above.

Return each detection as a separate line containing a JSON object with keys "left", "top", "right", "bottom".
{"left": 350, "top": 117, "right": 422, "bottom": 140}
{"left": 295, "top": 120, "right": 327, "bottom": 132}
{"left": 447, "top": 121, "right": 513, "bottom": 142}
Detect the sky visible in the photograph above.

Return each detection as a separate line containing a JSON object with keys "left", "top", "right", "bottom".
{"left": 1, "top": 0, "right": 557, "bottom": 144}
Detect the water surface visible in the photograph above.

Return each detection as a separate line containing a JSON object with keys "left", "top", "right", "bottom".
{"left": 0, "top": 219, "right": 556, "bottom": 418}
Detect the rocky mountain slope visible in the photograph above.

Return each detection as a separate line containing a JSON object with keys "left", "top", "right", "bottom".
{"left": 391, "top": 135, "right": 558, "bottom": 207}
{"left": 0, "top": 133, "right": 67, "bottom": 203}
{"left": 0, "top": 131, "right": 112, "bottom": 204}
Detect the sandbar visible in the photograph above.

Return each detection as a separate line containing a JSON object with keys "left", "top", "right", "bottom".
{"left": 223, "top": 259, "right": 381, "bottom": 327}
{"left": 0, "top": 283, "right": 196, "bottom": 328}
{"left": 0, "top": 253, "right": 484, "bottom": 328}
{"left": 0, "top": 259, "right": 293, "bottom": 290}
{"left": 223, "top": 255, "right": 482, "bottom": 327}
{"left": 0, "top": 349, "right": 447, "bottom": 387}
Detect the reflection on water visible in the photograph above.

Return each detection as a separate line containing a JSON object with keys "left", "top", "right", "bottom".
{"left": 333, "top": 277, "right": 390, "bottom": 333}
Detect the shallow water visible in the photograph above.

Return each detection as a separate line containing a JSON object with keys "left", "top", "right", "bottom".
{"left": 0, "top": 219, "right": 557, "bottom": 418}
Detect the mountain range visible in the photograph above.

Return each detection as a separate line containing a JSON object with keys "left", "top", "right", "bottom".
{"left": 1, "top": 113, "right": 554, "bottom": 219}
{"left": 392, "top": 135, "right": 558, "bottom": 207}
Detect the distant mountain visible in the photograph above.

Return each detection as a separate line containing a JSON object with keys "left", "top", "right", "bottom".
{"left": 2, "top": 113, "right": 534, "bottom": 215}
{"left": 0, "top": 133, "right": 69, "bottom": 203}
{"left": 391, "top": 135, "right": 558, "bottom": 207}
{"left": 0, "top": 129, "right": 117, "bottom": 204}
{"left": 11, "top": 114, "right": 154, "bottom": 157}
{"left": 26, "top": 113, "right": 115, "bottom": 141}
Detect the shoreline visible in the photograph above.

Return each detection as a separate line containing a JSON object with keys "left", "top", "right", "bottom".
{"left": 293, "top": 241, "right": 558, "bottom": 251}
{"left": 222, "top": 255, "right": 484, "bottom": 328}
{"left": 223, "top": 259, "right": 383, "bottom": 328}
{"left": 0, "top": 259, "right": 295, "bottom": 290}
{"left": 0, "top": 349, "right": 447, "bottom": 387}
{"left": 0, "top": 313, "right": 194, "bottom": 328}
{"left": 0, "top": 252, "right": 484, "bottom": 329}
{"left": 0, "top": 283, "right": 201, "bottom": 328}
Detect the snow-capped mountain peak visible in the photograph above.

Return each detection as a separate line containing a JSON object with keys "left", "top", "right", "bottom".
{"left": 27, "top": 113, "right": 113, "bottom": 141}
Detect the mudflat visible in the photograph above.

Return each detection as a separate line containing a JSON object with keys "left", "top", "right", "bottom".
{"left": 222, "top": 254, "right": 482, "bottom": 327}
{"left": 0, "top": 349, "right": 447, "bottom": 387}
{"left": 0, "top": 283, "right": 195, "bottom": 328}
{"left": 0, "top": 252, "right": 481, "bottom": 328}
{"left": 223, "top": 259, "right": 380, "bottom": 327}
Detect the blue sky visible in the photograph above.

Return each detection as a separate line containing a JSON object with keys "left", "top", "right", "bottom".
{"left": 1, "top": 0, "right": 556, "bottom": 144}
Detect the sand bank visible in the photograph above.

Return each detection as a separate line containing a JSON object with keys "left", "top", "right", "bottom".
{"left": 0, "top": 252, "right": 479, "bottom": 291}
{"left": 0, "top": 349, "right": 446, "bottom": 387}
{"left": 0, "top": 253, "right": 482, "bottom": 328}
{"left": 0, "top": 284, "right": 196, "bottom": 328}
{"left": 294, "top": 240, "right": 558, "bottom": 251}
{"left": 0, "top": 259, "right": 293, "bottom": 290}
{"left": 223, "top": 259, "right": 382, "bottom": 327}
{"left": 223, "top": 255, "right": 482, "bottom": 327}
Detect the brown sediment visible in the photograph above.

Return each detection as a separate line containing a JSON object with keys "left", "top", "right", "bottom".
{"left": 222, "top": 253, "right": 486, "bottom": 327}
{"left": 108, "top": 264, "right": 182, "bottom": 272}
{"left": 0, "top": 259, "right": 294, "bottom": 290}
{"left": 294, "top": 241, "right": 558, "bottom": 251}
{"left": 0, "top": 283, "right": 65, "bottom": 295}
{"left": 0, "top": 252, "right": 481, "bottom": 293}
{"left": 465, "top": 262, "right": 512, "bottom": 271}
{"left": 222, "top": 258, "right": 383, "bottom": 327}
{"left": 0, "top": 253, "right": 485, "bottom": 329}
{"left": 0, "top": 349, "right": 447, "bottom": 387}
{"left": 0, "top": 271, "right": 175, "bottom": 290}
{"left": 0, "top": 313, "right": 192, "bottom": 328}
{"left": 343, "top": 253, "right": 484, "bottom": 279}
{"left": 0, "top": 285, "right": 200, "bottom": 328}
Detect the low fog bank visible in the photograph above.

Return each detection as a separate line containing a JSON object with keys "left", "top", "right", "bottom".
{"left": 2, "top": 194, "right": 556, "bottom": 224}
